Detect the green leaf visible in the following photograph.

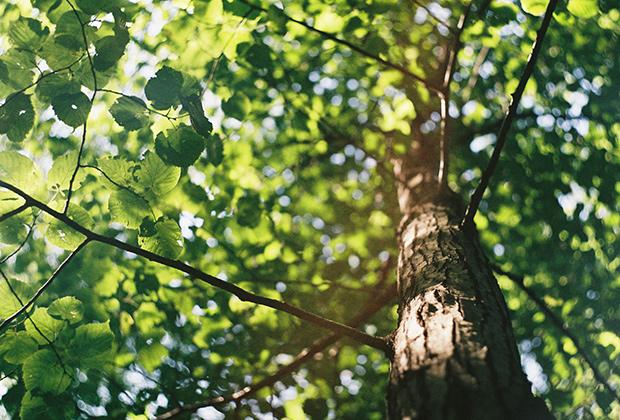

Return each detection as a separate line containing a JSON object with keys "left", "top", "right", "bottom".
{"left": 48, "top": 296, "right": 84, "bottom": 324}
{"left": 51, "top": 92, "right": 92, "bottom": 127}
{"left": 8, "top": 18, "right": 49, "bottom": 49}
{"left": 144, "top": 66, "right": 184, "bottom": 110}
{"left": 137, "top": 342, "right": 168, "bottom": 372}
{"left": 520, "top": 0, "right": 548, "bottom": 16}
{"left": 39, "top": 39, "right": 84, "bottom": 70}
{"left": 206, "top": 134, "right": 224, "bottom": 167}
{"left": 46, "top": 204, "right": 94, "bottom": 250}
{"left": 109, "top": 189, "right": 151, "bottom": 229}
{"left": 0, "top": 151, "right": 45, "bottom": 201}
{"left": 20, "top": 392, "right": 48, "bottom": 420}
{"left": 0, "top": 280, "right": 26, "bottom": 319}
{"left": 47, "top": 151, "right": 85, "bottom": 193}
{"left": 237, "top": 192, "right": 262, "bottom": 228}
{"left": 155, "top": 126, "right": 206, "bottom": 167}
{"left": 36, "top": 72, "right": 81, "bottom": 103}
{"left": 181, "top": 94, "right": 213, "bottom": 137}
{"left": 93, "top": 33, "right": 129, "bottom": 71}
{"left": 0, "top": 93, "right": 35, "bottom": 142}
{"left": 0, "top": 332, "right": 39, "bottom": 364}
{"left": 109, "top": 96, "right": 150, "bottom": 131}
{"left": 138, "top": 217, "right": 183, "bottom": 259}
{"left": 98, "top": 156, "right": 137, "bottom": 186}
{"left": 53, "top": 12, "right": 84, "bottom": 50}
{"left": 0, "top": 212, "right": 29, "bottom": 245}
{"left": 135, "top": 152, "right": 180, "bottom": 197}
{"left": 0, "top": 49, "right": 35, "bottom": 89}
{"left": 25, "top": 307, "right": 65, "bottom": 345}
{"left": 23, "top": 349, "right": 72, "bottom": 394}
{"left": 567, "top": 0, "right": 599, "bottom": 18}
{"left": 69, "top": 322, "right": 115, "bottom": 369}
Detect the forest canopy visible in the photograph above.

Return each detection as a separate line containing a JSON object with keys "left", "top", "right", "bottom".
{"left": 0, "top": 0, "right": 618, "bottom": 418}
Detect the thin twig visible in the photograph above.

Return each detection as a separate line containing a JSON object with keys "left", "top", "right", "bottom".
{"left": 98, "top": 88, "right": 187, "bottom": 121}
{"left": 492, "top": 264, "right": 620, "bottom": 403}
{"left": 0, "top": 179, "right": 389, "bottom": 352}
{"left": 411, "top": 0, "right": 455, "bottom": 33}
{"left": 63, "top": 0, "right": 98, "bottom": 214}
{"left": 0, "top": 56, "right": 84, "bottom": 109}
{"left": 437, "top": 1, "right": 473, "bottom": 187}
{"left": 461, "top": 0, "right": 558, "bottom": 226}
{"left": 238, "top": 0, "right": 441, "bottom": 94}
{"left": 0, "top": 240, "right": 89, "bottom": 332}
{"left": 80, "top": 164, "right": 156, "bottom": 219}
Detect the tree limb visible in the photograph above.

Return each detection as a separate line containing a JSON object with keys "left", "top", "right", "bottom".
{"left": 155, "top": 283, "right": 397, "bottom": 420}
{"left": 461, "top": 0, "right": 558, "bottom": 226}
{"left": 0, "top": 179, "right": 389, "bottom": 352}
{"left": 492, "top": 264, "right": 620, "bottom": 403}
{"left": 238, "top": 0, "right": 441, "bottom": 94}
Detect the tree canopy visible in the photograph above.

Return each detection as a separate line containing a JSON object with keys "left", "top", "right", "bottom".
{"left": 0, "top": 0, "right": 618, "bottom": 418}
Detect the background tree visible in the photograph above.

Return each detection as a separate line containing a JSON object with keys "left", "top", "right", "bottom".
{"left": 0, "top": 0, "right": 618, "bottom": 418}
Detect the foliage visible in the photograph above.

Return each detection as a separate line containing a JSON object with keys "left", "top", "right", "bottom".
{"left": 0, "top": 0, "right": 618, "bottom": 418}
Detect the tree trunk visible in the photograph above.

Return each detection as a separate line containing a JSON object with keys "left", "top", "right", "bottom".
{"left": 387, "top": 156, "right": 551, "bottom": 418}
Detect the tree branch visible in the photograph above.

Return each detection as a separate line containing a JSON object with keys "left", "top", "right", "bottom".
{"left": 492, "top": 264, "right": 620, "bottom": 403}
{"left": 461, "top": 0, "right": 558, "bottom": 226}
{"left": 155, "top": 282, "right": 397, "bottom": 419}
{"left": 0, "top": 179, "right": 389, "bottom": 352}
{"left": 238, "top": 0, "right": 441, "bottom": 94}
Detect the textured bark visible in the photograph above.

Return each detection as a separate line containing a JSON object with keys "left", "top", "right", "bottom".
{"left": 387, "top": 150, "right": 551, "bottom": 418}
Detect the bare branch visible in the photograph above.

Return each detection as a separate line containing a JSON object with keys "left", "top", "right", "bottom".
{"left": 461, "top": 0, "right": 558, "bottom": 226}
{"left": 238, "top": 0, "right": 441, "bottom": 94}
{"left": 0, "top": 203, "right": 30, "bottom": 224}
{"left": 0, "top": 56, "right": 84, "bottom": 109}
{"left": 411, "top": 0, "right": 455, "bottom": 33}
{"left": 437, "top": 1, "right": 473, "bottom": 187}
{"left": 492, "top": 264, "right": 620, "bottom": 403}
{"left": 0, "top": 240, "right": 90, "bottom": 332}
{"left": 0, "top": 179, "right": 389, "bottom": 352}
{"left": 155, "top": 283, "right": 397, "bottom": 419}
{"left": 63, "top": 0, "right": 98, "bottom": 214}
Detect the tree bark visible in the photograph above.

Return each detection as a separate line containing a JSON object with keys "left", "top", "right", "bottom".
{"left": 387, "top": 154, "right": 551, "bottom": 418}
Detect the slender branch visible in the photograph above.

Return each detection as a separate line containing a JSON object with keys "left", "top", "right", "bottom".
{"left": 0, "top": 203, "right": 29, "bottom": 224}
{"left": 0, "top": 240, "right": 89, "bottom": 332}
{"left": 0, "top": 179, "right": 389, "bottom": 352}
{"left": 411, "top": 0, "right": 455, "bottom": 33}
{"left": 437, "top": 1, "right": 473, "bottom": 187}
{"left": 66, "top": 0, "right": 97, "bottom": 94}
{"left": 63, "top": 0, "right": 98, "bottom": 214}
{"left": 461, "top": 0, "right": 558, "bottom": 226}
{"left": 156, "top": 283, "right": 397, "bottom": 420}
{"left": 238, "top": 0, "right": 440, "bottom": 94}
{"left": 63, "top": 119, "right": 88, "bottom": 214}
{"left": 80, "top": 164, "right": 156, "bottom": 219}
{"left": 492, "top": 264, "right": 620, "bottom": 403}
{"left": 0, "top": 210, "right": 41, "bottom": 264}
{"left": 98, "top": 88, "right": 187, "bottom": 121}
{"left": 0, "top": 56, "right": 84, "bottom": 109}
